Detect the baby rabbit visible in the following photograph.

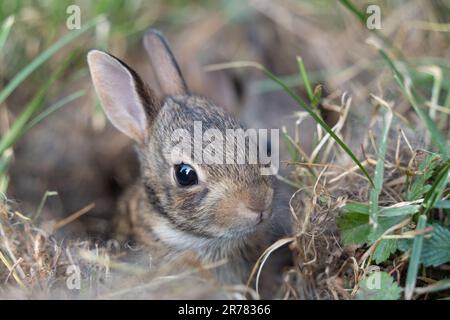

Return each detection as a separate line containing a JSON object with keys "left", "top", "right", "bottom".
{"left": 87, "top": 29, "right": 281, "bottom": 288}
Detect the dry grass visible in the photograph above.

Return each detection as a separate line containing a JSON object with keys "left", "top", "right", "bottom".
{"left": 0, "top": 90, "right": 436, "bottom": 300}
{"left": 0, "top": 0, "right": 449, "bottom": 299}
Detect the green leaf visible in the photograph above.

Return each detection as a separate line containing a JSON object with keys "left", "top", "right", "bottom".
{"left": 0, "top": 15, "right": 14, "bottom": 52}
{"left": 337, "top": 211, "right": 372, "bottom": 245}
{"left": 0, "top": 53, "right": 75, "bottom": 156}
{"left": 421, "top": 224, "right": 450, "bottom": 267}
{"left": 399, "top": 223, "right": 450, "bottom": 267}
{"left": 373, "top": 239, "right": 398, "bottom": 264}
{"left": 343, "top": 201, "right": 420, "bottom": 218}
{"left": 378, "top": 205, "right": 420, "bottom": 217}
{"left": 338, "top": 204, "right": 408, "bottom": 246}
{"left": 367, "top": 215, "right": 406, "bottom": 243}
{"left": 407, "top": 153, "right": 441, "bottom": 201}
{"left": 206, "top": 61, "right": 374, "bottom": 186}
{"left": 356, "top": 271, "right": 401, "bottom": 300}
{"left": 341, "top": 202, "right": 369, "bottom": 214}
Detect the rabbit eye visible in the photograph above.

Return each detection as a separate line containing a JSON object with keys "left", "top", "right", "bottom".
{"left": 174, "top": 163, "right": 198, "bottom": 187}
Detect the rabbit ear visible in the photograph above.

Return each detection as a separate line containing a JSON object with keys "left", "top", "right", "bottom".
{"left": 87, "top": 50, "right": 160, "bottom": 143}
{"left": 143, "top": 28, "right": 188, "bottom": 96}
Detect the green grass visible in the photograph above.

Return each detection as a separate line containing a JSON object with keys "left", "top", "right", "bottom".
{"left": 0, "top": 13, "right": 100, "bottom": 190}
{"left": 377, "top": 48, "right": 449, "bottom": 158}
{"left": 0, "top": 0, "right": 448, "bottom": 300}
{"left": 335, "top": 0, "right": 450, "bottom": 300}
{"left": 0, "top": 16, "right": 102, "bottom": 106}
{"left": 206, "top": 61, "right": 374, "bottom": 186}
{"left": 369, "top": 107, "right": 393, "bottom": 230}
{"left": 405, "top": 215, "right": 427, "bottom": 300}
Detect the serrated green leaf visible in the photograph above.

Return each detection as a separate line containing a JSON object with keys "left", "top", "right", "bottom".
{"left": 342, "top": 202, "right": 419, "bottom": 217}
{"left": 421, "top": 224, "right": 450, "bottom": 267}
{"left": 337, "top": 212, "right": 372, "bottom": 245}
{"left": 341, "top": 202, "right": 369, "bottom": 214}
{"left": 370, "top": 109, "right": 392, "bottom": 229}
{"left": 338, "top": 206, "right": 408, "bottom": 246}
{"left": 368, "top": 215, "right": 407, "bottom": 243}
{"left": 356, "top": 271, "right": 402, "bottom": 300}
{"left": 407, "top": 153, "right": 441, "bottom": 201}
{"left": 373, "top": 239, "right": 398, "bottom": 264}
{"left": 378, "top": 205, "right": 420, "bottom": 217}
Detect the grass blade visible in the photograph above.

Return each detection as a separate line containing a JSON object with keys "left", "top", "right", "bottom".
{"left": 338, "top": 0, "right": 366, "bottom": 23}
{"left": 369, "top": 108, "right": 393, "bottom": 229}
{"left": 434, "top": 200, "right": 450, "bottom": 209}
{"left": 376, "top": 48, "right": 448, "bottom": 158}
{"left": 0, "top": 53, "right": 76, "bottom": 155}
{"left": 281, "top": 127, "right": 299, "bottom": 162}
{"left": 0, "top": 15, "right": 103, "bottom": 106}
{"left": 0, "top": 15, "right": 14, "bottom": 51}
{"left": 311, "top": 85, "right": 322, "bottom": 109}
{"left": 405, "top": 214, "right": 427, "bottom": 300}
{"left": 296, "top": 56, "right": 314, "bottom": 101}
{"left": 25, "top": 90, "right": 86, "bottom": 131}
{"left": 0, "top": 150, "right": 12, "bottom": 175}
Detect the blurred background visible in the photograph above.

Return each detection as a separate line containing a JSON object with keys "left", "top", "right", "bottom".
{"left": 0, "top": 0, "right": 449, "bottom": 238}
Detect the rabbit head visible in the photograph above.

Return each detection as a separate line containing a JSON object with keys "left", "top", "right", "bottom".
{"left": 87, "top": 29, "right": 274, "bottom": 243}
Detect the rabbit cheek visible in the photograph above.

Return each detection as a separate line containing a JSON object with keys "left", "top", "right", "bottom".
{"left": 211, "top": 198, "right": 249, "bottom": 232}
{"left": 173, "top": 189, "right": 212, "bottom": 227}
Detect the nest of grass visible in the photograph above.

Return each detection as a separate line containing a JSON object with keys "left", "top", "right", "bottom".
{"left": 265, "top": 93, "right": 446, "bottom": 300}
{"left": 0, "top": 196, "right": 242, "bottom": 299}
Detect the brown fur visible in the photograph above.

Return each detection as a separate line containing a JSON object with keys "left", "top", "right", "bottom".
{"left": 88, "top": 30, "right": 285, "bottom": 290}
